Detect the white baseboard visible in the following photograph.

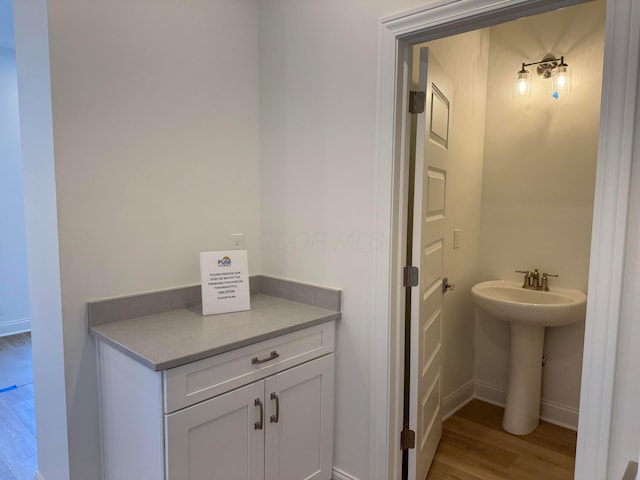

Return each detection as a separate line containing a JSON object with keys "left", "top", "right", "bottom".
{"left": 539, "top": 398, "right": 580, "bottom": 431}
{"left": 473, "top": 380, "right": 579, "bottom": 430}
{"left": 473, "top": 379, "right": 508, "bottom": 407}
{"left": 442, "top": 379, "right": 474, "bottom": 420}
{"left": 333, "top": 466, "right": 361, "bottom": 480}
{"left": 0, "top": 318, "right": 31, "bottom": 337}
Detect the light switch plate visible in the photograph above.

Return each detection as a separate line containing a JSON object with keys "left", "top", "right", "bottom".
{"left": 453, "top": 229, "right": 462, "bottom": 249}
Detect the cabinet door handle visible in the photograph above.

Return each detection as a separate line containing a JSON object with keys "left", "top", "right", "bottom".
{"left": 270, "top": 392, "right": 280, "bottom": 423}
{"left": 254, "top": 398, "right": 263, "bottom": 430}
{"left": 252, "top": 351, "right": 280, "bottom": 365}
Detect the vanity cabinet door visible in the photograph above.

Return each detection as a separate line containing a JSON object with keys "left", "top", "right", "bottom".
{"left": 264, "top": 355, "right": 334, "bottom": 480}
{"left": 165, "top": 381, "right": 265, "bottom": 480}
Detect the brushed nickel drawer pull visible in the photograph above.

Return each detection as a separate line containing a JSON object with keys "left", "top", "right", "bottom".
{"left": 252, "top": 351, "right": 280, "bottom": 365}
{"left": 254, "top": 398, "right": 263, "bottom": 430}
{"left": 270, "top": 392, "right": 280, "bottom": 423}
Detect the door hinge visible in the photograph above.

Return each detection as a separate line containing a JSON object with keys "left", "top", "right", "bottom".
{"left": 409, "top": 90, "right": 426, "bottom": 114}
{"left": 403, "top": 266, "right": 419, "bottom": 287}
{"left": 401, "top": 426, "right": 416, "bottom": 450}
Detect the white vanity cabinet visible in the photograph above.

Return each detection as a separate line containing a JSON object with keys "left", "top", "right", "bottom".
{"left": 165, "top": 355, "right": 334, "bottom": 480}
{"left": 97, "top": 321, "right": 335, "bottom": 480}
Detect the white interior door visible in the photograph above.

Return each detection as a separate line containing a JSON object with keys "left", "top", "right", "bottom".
{"left": 408, "top": 47, "right": 453, "bottom": 480}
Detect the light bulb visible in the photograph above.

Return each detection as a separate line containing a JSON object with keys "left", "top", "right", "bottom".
{"left": 552, "top": 61, "right": 570, "bottom": 95}
{"left": 514, "top": 68, "right": 531, "bottom": 98}
{"left": 518, "top": 78, "right": 528, "bottom": 93}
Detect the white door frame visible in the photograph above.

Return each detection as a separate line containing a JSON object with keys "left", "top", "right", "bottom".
{"left": 371, "top": 1, "right": 640, "bottom": 480}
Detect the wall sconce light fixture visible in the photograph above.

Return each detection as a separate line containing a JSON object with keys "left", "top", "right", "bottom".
{"left": 515, "top": 65, "right": 532, "bottom": 98}
{"left": 514, "top": 55, "right": 570, "bottom": 99}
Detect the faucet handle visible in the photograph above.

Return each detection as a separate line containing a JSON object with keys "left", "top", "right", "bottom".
{"left": 515, "top": 270, "right": 532, "bottom": 288}
{"left": 541, "top": 273, "right": 558, "bottom": 291}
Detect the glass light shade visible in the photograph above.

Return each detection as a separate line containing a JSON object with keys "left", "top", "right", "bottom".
{"left": 551, "top": 64, "right": 571, "bottom": 98}
{"left": 514, "top": 69, "right": 532, "bottom": 98}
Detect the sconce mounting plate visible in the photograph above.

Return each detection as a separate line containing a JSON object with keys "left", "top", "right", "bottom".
{"left": 536, "top": 55, "right": 559, "bottom": 79}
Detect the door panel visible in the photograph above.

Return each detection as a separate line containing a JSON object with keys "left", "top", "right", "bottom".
{"left": 429, "top": 84, "right": 450, "bottom": 148}
{"left": 422, "top": 310, "right": 442, "bottom": 376}
{"left": 409, "top": 47, "right": 453, "bottom": 480}
{"left": 423, "top": 239, "right": 444, "bottom": 292}
{"left": 425, "top": 168, "right": 446, "bottom": 220}
{"left": 265, "top": 355, "right": 334, "bottom": 480}
{"left": 165, "top": 381, "right": 264, "bottom": 480}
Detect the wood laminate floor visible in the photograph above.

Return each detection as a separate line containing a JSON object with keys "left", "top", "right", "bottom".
{"left": 426, "top": 399, "right": 577, "bottom": 480}
{"left": 0, "top": 333, "right": 37, "bottom": 480}
{"left": 0, "top": 333, "right": 33, "bottom": 390}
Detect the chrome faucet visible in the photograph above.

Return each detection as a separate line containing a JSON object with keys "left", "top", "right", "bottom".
{"left": 515, "top": 269, "right": 558, "bottom": 291}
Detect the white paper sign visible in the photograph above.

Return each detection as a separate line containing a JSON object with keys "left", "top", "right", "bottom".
{"left": 200, "top": 250, "right": 250, "bottom": 315}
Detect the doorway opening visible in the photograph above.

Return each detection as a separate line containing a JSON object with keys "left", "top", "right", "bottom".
{"left": 401, "top": 2, "right": 605, "bottom": 478}
{"left": 0, "top": 0, "right": 37, "bottom": 476}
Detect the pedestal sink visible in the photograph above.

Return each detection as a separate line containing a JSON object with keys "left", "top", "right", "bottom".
{"left": 471, "top": 280, "right": 587, "bottom": 435}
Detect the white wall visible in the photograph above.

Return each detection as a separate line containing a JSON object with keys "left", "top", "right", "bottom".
{"left": 18, "top": 0, "right": 262, "bottom": 478}
{"left": 0, "top": 45, "right": 30, "bottom": 336}
{"left": 475, "top": 0, "right": 605, "bottom": 423}
{"left": 415, "top": 31, "right": 490, "bottom": 408}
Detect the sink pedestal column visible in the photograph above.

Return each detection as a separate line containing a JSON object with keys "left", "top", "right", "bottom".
{"left": 503, "top": 323, "right": 545, "bottom": 435}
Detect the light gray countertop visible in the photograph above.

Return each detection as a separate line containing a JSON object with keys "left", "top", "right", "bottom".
{"left": 89, "top": 293, "right": 340, "bottom": 371}
{"left": 622, "top": 461, "right": 638, "bottom": 480}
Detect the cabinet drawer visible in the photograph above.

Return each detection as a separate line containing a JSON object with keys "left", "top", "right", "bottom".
{"left": 164, "top": 321, "right": 334, "bottom": 413}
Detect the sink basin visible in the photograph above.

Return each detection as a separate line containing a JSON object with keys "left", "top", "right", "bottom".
{"left": 471, "top": 280, "right": 586, "bottom": 327}
{"left": 471, "top": 279, "right": 587, "bottom": 436}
